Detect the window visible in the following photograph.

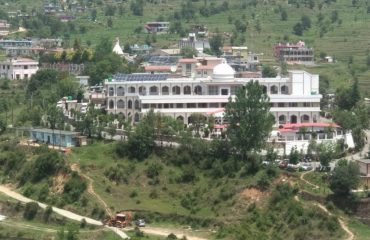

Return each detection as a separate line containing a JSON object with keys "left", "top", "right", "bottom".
{"left": 289, "top": 103, "right": 298, "bottom": 107}
{"left": 194, "top": 85, "right": 202, "bottom": 95}
{"left": 162, "top": 86, "right": 169, "bottom": 95}
{"left": 279, "top": 115, "right": 286, "bottom": 124}
{"left": 186, "top": 64, "right": 191, "bottom": 71}
{"left": 172, "top": 86, "right": 181, "bottom": 95}
{"left": 301, "top": 115, "right": 310, "bottom": 123}
{"left": 198, "top": 103, "right": 207, "bottom": 108}
{"left": 221, "top": 89, "right": 229, "bottom": 95}
{"left": 134, "top": 100, "right": 140, "bottom": 110}
{"left": 183, "top": 86, "right": 191, "bottom": 95}
{"left": 108, "top": 87, "right": 114, "bottom": 96}
{"left": 149, "top": 86, "right": 158, "bottom": 95}
{"left": 221, "top": 103, "right": 227, "bottom": 107}
{"left": 24, "top": 65, "right": 28, "bottom": 69}
{"left": 303, "top": 102, "right": 311, "bottom": 107}
{"left": 270, "top": 85, "right": 278, "bottom": 94}
{"left": 278, "top": 102, "right": 285, "bottom": 107}
{"left": 187, "top": 103, "right": 196, "bottom": 108}
{"left": 117, "top": 100, "right": 125, "bottom": 109}
{"left": 176, "top": 103, "right": 183, "bottom": 108}
{"left": 109, "top": 100, "right": 114, "bottom": 109}
{"left": 128, "top": 86, "right": 135, "bottom": 93}
{"left": 209, "top": 103, "right": 219, "bottom": 108}
{"left": 24, "top": 74, "right": 28, "bottom": 79}
{"left": 139, "top": 86, "right": 146, "bottom": 96}
{"left": 128, "top": 100, "right": 132, "bottom": 109}
{"left": 208, "top": 86, "right": 219, "bottom": 95}
{"left": 117, "top": 86, "right": 125, "bottom": 96}
{"left": 142, "top": 104, "right": 149, "bottom": 109}
{"left": 281, "top": 85, "right": 289, "bottom": 94}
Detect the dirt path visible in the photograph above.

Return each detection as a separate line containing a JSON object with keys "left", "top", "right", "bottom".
{"left": 296, "top": 175, "right": 355, "bottom": 240}
{"left": 0, "top": 185, "right": 129, "bottom": 239}
{"left": 128, "top": 226, "right": 208, "bottom": 240}
{"left": 300, "top": 170, "right": 319, "bottom": 189}
{"left": 71, "top": 164, "right": 113, "bottom": 217}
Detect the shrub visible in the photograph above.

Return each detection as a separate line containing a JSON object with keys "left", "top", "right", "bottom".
{"left": 257, "top": 173, "right": 270, "bottom": 191}
{"left": 43, "top": 205, "right": 53, "bottom": 223}
{"left": 149, "top": 189, "right": 159, "bottom": 199}
{"left": 31, "top": 151, "right": 66, "bottom": 182}
{"left": 63, "top": 173, "right": 87, "bottom": 203}
{"left": 23, "top": 202, "right": 39, "bottom": 220}
{"left": 167, "top": 233, "right": 177, "bottom": 239}
{"left": 146, "top": 162, "right": 163, "bottom": 179}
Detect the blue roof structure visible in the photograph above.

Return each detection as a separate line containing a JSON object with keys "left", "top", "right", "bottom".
{"left": 113, "top": 73, "right": 169, "bottom": 82}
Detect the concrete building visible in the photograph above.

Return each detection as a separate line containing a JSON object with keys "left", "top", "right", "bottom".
{"left": 357, "top": 159, "right": 370, "bottom": 187}
{"left": 0, "top": 58, "right": 39, "bottom": 80}
{"left": 104, "top": 61, "right": 321, "bottom": 127}
{"left": 30, "top": 128, "right": 86, "bottom": 147}
{"left": 274, "top": 41, "right": 314, "bottom": 64}
{"left": 144, "top": 22, "right": 170, "bottom": 33}
{"left": 0, "top": 20, "right": 10, "bottom": 36}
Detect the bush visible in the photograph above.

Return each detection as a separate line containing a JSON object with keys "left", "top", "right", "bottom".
{"left": 146, "top": 162, "right": 163, "bottom": 179}
{"left": 167, "top": 233, "right": 177, "bottom": 239}
{"left": 43, "top": 205, "right": 53, "bottom": 223}
{"left": 63, "top": 173, "right": 87, "bottom": 203}
{"left": 31, "top": 151, "right": 66, "bottom": 182}
{"left": 23, "top": 202, "right": 39, "bottom": 220}
{"left": 257, "top": 173, "right": 270, "bottom": 191}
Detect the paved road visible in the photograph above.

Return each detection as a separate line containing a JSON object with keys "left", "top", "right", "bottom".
{"left": 0, "top": 186, "right": 129, "bottom": 239}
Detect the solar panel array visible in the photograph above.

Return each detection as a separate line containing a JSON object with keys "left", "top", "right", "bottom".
{"left": 114, "top": 73, "right": 169, "bottom": 82}
{"left": 147, "top": 56, "right": 179, "bottom": 65}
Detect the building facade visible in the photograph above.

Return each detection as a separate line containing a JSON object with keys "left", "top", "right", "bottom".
{"left": 104, "top": 61, "right": 321, "bottom": 126}
{"left": 0, "top": 58, "right": 39, "bottom": 80}
{"left": 274, "top": 41, "right": 314, "bottom": 64}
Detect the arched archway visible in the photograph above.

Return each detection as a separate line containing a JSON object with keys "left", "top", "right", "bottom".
{"left": 301, "top": 114, "right": 310, "bottom": 123}
{"left": 128, "top": 86, "right": 135, "bottom": 93}
{"left": 117, "top": 99, "right": 125, "bottom": 109}
{"left": 281, "top": 85, "right": 289, "bottom": 95}
{"left": 162, "top": 86, "right": 169, "bottom": 95}
{"left": 270, "top": 85, "right": 278, "bottom": 94}
{"left": 290, "top": 115, "right": 297, "bottom": 124}
{"left": 117, "top": 86, "right": 125, "bottom": 96}
{"left": 108, "top": 87, "right": 114, "bottom": 96}
{"left": 194, "top": 85, "right": 202, "bottom": 95}
{"left": 149, "top": 86, "right": 158, "bottom": 95}
{"left": 262, "top": 85, "right": 267, "bottom": 94}
{"left": 134, "top": 113, "right": 140, "bottom": 122}
{"left": 177, "top": 116, "right": 184, "bottom": 123}
{"left": 109, "top": 100, "right": 114, "bottom": 109}
{"left": 184, "top": 85, "right": 191, "bottom": 95}
{"left": 134, "top": 100, "right": 140, "bottom": 110}
{"left": 128, "top": 100, "right": 132, "bottom": 109}
{"left": 279, "top": 115, "right": 286, "bottom": 124}
{"left": 139, "top": 86, "right": 146, "bottom": 96}
{"left": 172, "top": 86, "right": 181, "bottom": 95}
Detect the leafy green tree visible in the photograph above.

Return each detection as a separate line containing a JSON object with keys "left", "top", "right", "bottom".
{"left": 107, "top": 123, "right": 117, "bottom": 140}
{"left": 281, "top": 9, "right": 288, "bottom": 21}
{"left": 180, "top": 47, "right": 198, "bottom": 58}
{"left": 225, "top": 81, "right": 275, "bottom": 160}
{"left": 107, "top": 17, "right": 113, "bottom": 28}
{"left": 0, "top": 118, "right": 6, "bottom": 135}
{"left": 293, "top": 22, "right": 303, "bottom": 36}
{"left": 317, "top": 143, "right": 335, "bottom": 167}
{"left": 301, "top": 15, "right": 311, "bottom": 29}
{"left": 289, "top": 147, "right": 300, "bottom": 164}
{"left": 23, "top": 202, "right": 39, "bottom": 220}
{"left": 262, "top": 65, "right": 277, "bottom": 77}
{"left": 209, "top": 32, "right": 223, "bottom": 56}
{"left": 329, "top": 160, "right": 360, "bottom": 196}
{"left": 91, "top": 9, "right": 97, "bottom": 21}
{"left": 335, "top": 79, "right": 360, "bottom": 111}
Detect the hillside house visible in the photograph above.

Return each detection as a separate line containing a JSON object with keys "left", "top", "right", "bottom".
{"left": 357, "top": 159, "right": 370, "bottom": 187}
{"left": 30, "top": 128, "right": 86, "bottom": 147}
{"left": 0, "top": 20, "right": 10, "bottom": 36}
{"left": 0, "top": 58, "right": 39, "bottom": 80}
{"left": 274, "top": 41, "right": 314, "bottom": 64}
{"left": 144, "top": 22, "right": 169, "bottom": 33}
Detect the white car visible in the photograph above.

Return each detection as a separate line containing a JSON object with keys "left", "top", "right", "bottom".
{"left": 300, "top": 163, "right": 313, "bottom": 171}
{"left": 136, "top": 219, "right": 146, "bottom": 227}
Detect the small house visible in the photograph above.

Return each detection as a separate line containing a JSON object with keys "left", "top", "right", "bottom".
{"left": 30, "top": 128, "right": 86, "bottom": 147}
{"left": 357, "top": 159, "right": 370, "bottom": 187}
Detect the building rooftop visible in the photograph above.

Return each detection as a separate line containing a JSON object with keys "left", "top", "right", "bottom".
{"left": 112, "top": 73, "right": 169, "bottom": 82}
{"left": 31, "top": 128, "right": 80, "bottom": 136}
{"left": 357, "top": 159, "right": 370, "bottom": 164}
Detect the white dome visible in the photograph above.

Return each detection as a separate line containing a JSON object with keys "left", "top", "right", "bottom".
{"left": 212, "top": 62, "right": 235, "bottom": 80}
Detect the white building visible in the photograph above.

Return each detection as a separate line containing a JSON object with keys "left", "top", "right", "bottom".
{"left": 0, "top": 58, "right": 39, "bottom": 80}
{"left": 104, "top": 61, "right": 321, "bottom": 126}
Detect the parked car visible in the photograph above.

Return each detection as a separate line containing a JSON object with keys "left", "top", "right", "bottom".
{"left": 136, "top": 219, "right": 146, "bottom": 227}
{"left": 300, "top": 162, "right": 313, "bottom": 171}
{"left": 279, "top": 161, "right": 288, "bottom": 169}
{"left": 287, "top": 163, "right": 300, "bottom": 171}
{"left": 315, "top": 164, "right": 331, "bottom": 172}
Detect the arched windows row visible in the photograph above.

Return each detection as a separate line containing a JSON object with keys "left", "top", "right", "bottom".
{"left": 108, "top": 99, "right": 140, "bottom": 110}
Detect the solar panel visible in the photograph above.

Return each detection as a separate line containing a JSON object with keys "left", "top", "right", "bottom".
{"left": 113, "top": 73, "right": 169, "bottom": 82}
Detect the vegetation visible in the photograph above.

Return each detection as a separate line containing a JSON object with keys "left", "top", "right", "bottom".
{"left": 329, "top": 160, "right": 360, "bottom": 196}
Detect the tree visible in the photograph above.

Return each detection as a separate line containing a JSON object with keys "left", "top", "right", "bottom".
{"left": 107, "top": 123, "right": 117, "bottom": 140}
{"left": 281, "top": 9, "right": 288, "bottom": 21}
{"left": 293, "top": 22, "right": 303, "bottom": 36}
{"left": 262, "top": 65, "right": 277, "bottom": 77}
{"left": 329, "top": 160, "right": 360, "bottom": 196}
{"left": 317, "top": 143, "right": 335, "bottom": 167}
{"left": 107, "top": 17, "right": 113, "bottom": 28}
{"left": 225, "top": 81, "right": 275, "bottom": 160}
{"left": 23, "top": 202, "right": 39, "bottom": 220}
{"left": 209, "top": 32, "right": 223, "bottom": 56}
{"left": 0, "top": 118, "right": 5, "bottom": 135}
{"left": 91, "top": 9, "right": 97, "bottom": 21}
{"left": 335, "top": 79, "right": 360, "bottom": 111}
{"left": 180, "top": 47, "right": 198, "bottom": 58}
{"left": 301, "top": 15, "right": 311, "bottom": 29}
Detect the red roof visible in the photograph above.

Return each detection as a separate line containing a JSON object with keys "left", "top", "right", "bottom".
{"left": 214, "top": 124, "right": 227, "bottom": 129}
{"left": 282, "top": 122, "right": 340, "bottom": 129}
{"left": 144, "top": 65, "right": 172, "bottom": 72}
{"left": 178, "top": 58, "right": 198, "bottom": 63}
